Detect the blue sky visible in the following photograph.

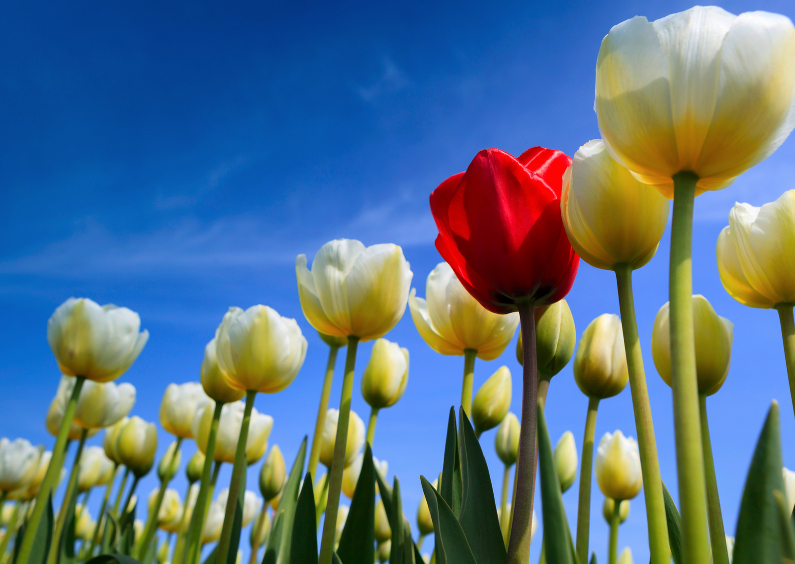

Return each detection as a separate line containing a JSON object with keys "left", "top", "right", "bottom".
{"left": 3, "top": 0, "right": 795, "bottom": 561}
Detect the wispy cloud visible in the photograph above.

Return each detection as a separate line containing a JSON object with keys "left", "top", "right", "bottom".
{"left": 357, "top": 58, "right": 411, "bottom": 102}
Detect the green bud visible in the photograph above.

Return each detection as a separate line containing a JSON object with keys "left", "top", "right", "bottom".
{"left": 472, "top": 366, "right": 512, "bottom": 436}
{"left": 517, "top": 299, "right": 576, "bottom": 377}
{"left": 602, "top": 497, "right": 630, "bottom": 523}
{"left": 377, "top": 540, "right": 391, "bottom": 563}
{"left": 157, "top": 441, "right": 181, "bottom": 482}
{"left": 574, "top": 314, "right": 628, "bottom": 400}
{"left": 495, "top": 412, "right": 520, "bottom": 466}
{"left": 259, "top": 445, "right": 286, "bottom": 502}
{"left": 186, "top": 450, "right": 204, "bottom": 484}
{"left": 554, "top": 431, "right": 578, "bottom": 493}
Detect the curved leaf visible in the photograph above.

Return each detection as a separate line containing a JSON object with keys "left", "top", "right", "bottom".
{"left": 420, "top": 477, "right": 475, "bottom": 564}
{"left": 337, "top": 443, "right": 375, "bottom": 564}
{"left": 662, "top": 482, "right": 682, "bottom": 564}
{"left": 289, "top": 473, "right": 318, "bottom": 564}
{"left": 440, "top": 408, "right": 461, "bottom": 516}
{"left": 270, "top": 437, "right": 308, "bottom": 564}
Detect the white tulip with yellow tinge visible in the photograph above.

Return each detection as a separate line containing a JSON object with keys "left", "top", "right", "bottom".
{"left": 0, "top": 439, "right": 41, "bottom": 493}
{"left": 595, "top": 431, "right": 643, "bottom": 501}
{"left": 46, "top": 397, "right": 99, "bottom": 442}
{"left": 574, "top": 315, "right": 628, "bottom": 400}
{"left": 361, "top": 339, "right": 409, "bottom": 409}
{"left": 554, "top": 431, "right": 578, "bottom": 493}
{"left": 335, "top": 505, "right": 349, "bottom": 547}
{"left": 618, "top": 547, "right": 634, "bottom": 564}
{"left": 472, "top": 366, "right": 511, "bottom": 435}
{"left": 160, "top": 382, "right": 210, "bottom": 439}
{"left": 12, "top": 451, "right": 55, "bottom": 501}
{"left": 77, "top": 446, "right": 115, "bottom": 493}
{"left": 495, "top": 412, "right": 520, "bottom": 467}
{"left": 200, "top": 337, "right": 245, "bottom": 404}
{"left": 561, "top": 139, "right": 670, "bottom": 270}
{"left": 74, "top": 505, "right": 96, "bottom": 541}
{"left": 296, "top": 239, "right": 413, "bottom": 341}
{"left": 595, "top": 6, "right": 795, "bottom": 196}
{"left": 374, "top": 499, "right": 391, "bottom": 543}
{"left": 192, "top": 400, "right": 273, "bottom": 465}
{"left": 319, "top": 408, "right": 364, "bottom": 469}
{"left": 103, "top": 417, "right": 128, "bottom": 465}
{"left": 157, "top": 441, "right": 182, "bottom": 481}
{"left": 217, "top": 488, "right": 261, "bottom": 528}
{"left": 147, "top": 487, "right": 181, "bottom": 525}
{"left": 652, "top": 295, "right": 733, "bottom": 396}
{"left": 115, "top": 416, "right": 158, "bottom": 477}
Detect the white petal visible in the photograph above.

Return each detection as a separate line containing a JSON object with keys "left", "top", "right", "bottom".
{"left": 312, "top": 239, "right": 366, "bottom": 335}
{"left": 296, "top": 255, "right": 343, "bottom": 337}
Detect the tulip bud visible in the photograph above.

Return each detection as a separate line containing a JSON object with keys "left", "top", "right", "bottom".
{"left": 342, "top": 453, "right": 387, "bottom": 499}
{"left": 472, "top": 366, "right": 512, "bottom": 435}
{"left": 186, "top": 450, "right": 204, "bottom": 484}
{"left": 602, "top": 498, "right": 630, "bottom": 524}
{"left": 517, "top": 300, "right": 576, "bottom": 377}
{"left": 260, "top": 445, "right": 286, "bottom": 502}
{"left": 202, "top": 498, "right": 225, "bottom": 545}
{"left": 418, "top": 491, "right": 434, "bottom": 535}
{"left": 116, "top": 416, "right": 158, "bottom": 478}
{"left": 335, "top": 505, "right": 349, "bottom": 548}
{"left": 160, "top": 382, "right": 210, "bottom": 439}
{"left": 157, "top": 441, "right": 182, "bottom": 482}
{"left": 651, "top": 295, "right": 733, "bottom": 396}
{"left": 133, "top": 519, "right": 143, "bottom": 539}
{"left": 269, "top": 489, "right": 283, "bottom": 512}
{"left": 319, "top": 331, "right": 347, "bottom": 348}
{"left": 0, "top": 439, "right": 42, "bottom": 493}
{"left": 147, "top": 487, "right": 181, "bottom": 525}
{"left": 74, "top": 505, "right": 96, "bottom": 541}
{"left": 574, "top": 314, "right": 628, "bottom": 400}
{"left": 193, "top": 401, "right": 273, "bottom": 465}
{"left": 314, "top": 474, "right": 328, "bottom": 511}
{"left": 554, "top": 431, "right": 578, "bottom": 493}
{"left": 319, "top": 408, "right": 365, "bottom": 469}
{"left": 156, "top": 537, "right": 170, "bottom": 564}
{"left": 784, "top": 467, "right": 795, "bottom": 514}
{"left": 725, "top": 537, "right": 735, "bottom": 561}
{"left": 595, "top": 431, "right": 642, "bottom": 501}
{"left": 46, "top": 392, "right": 100, "bottom": 442}
{"left": 250, "top": 509, "right": 271, "bottom": 547}
{"left": 77, "top": 446, "right": 115, "bottom": 493}
{"left": 53, "top": 377, "right": 137, "bottom": 430}
{"left": 618, "top": 548, "right": 634, "bottom": 564}
{"left": 378, "top": 540, "right": 391, "bottom": 563}
{"left": 374, "top": 499, "right": 391, "bottom": 543}
{"left": 361, "top": 339, "right": 409, "bottom": 409}
{"left": 103, "top": 417, "right": 128, "bottom": 465}
{"left": 201, "top": 338, "right": 246, "bottom": 404}
{"left": 495, "top": 412, "right": 520, "bottom": 467}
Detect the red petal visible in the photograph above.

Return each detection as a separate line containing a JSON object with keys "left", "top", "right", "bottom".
{"left": 517, "top": 147, "right": 572, "bottom": 197}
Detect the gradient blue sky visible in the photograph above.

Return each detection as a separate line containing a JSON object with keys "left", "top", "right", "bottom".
{"left": 3, "top": 0, "right": 795, "bottom": 561}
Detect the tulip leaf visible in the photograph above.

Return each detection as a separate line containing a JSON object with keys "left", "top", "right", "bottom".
{"left": 388, "top": 477, "right": 405, "bottom": 564}
{"left": 773, "top": 490, "right": 795, "bottom": 559}
{"left": 60, "top": 480, "right": 80, "bottom": 564}
{"left": 374, "top": 464, "right": 393, "bottom": 517}
{"left": 440, "top": 408, "right": 462, "bottom": 517}
{"left": 337, "top": 443, "right": 376, "bottom": 564}
{"left": 733, "top": 402, "right": 785, "bottom": 564}
{"left": 420, "top": 477, "right": 476, "bottom": 564}
{"left": 116, "top": 502, "right": 136, "bottom": 556}
{"left": 219, "top": 469, "right": 247, "bottom": 564}
{"left": 100, "top": 512, "right": 119, "bottom": 555}
{"left": 661, "top": 482, "right": 682, "bottom": 564}
{"left": 262, "top": 510, "right": 284, "bottom": 564}
{"left": 269, "top": 436, "right": 307, "bottom": 564}
{"left": 13, "top": 493, "right": 53, "bottom": 564}
{"left": 201, "top": 546, "right": 217, "bottom": 564}
{"left": 537, "top": 402, "right": 573, "bottom": 564}
{"left": 588, "top": 553, "right": 597, "bottom": 564}
{"left": 289, "top": 473, "right": 318, "bottom": 564}
{"left": 456, "top": 409, "right": 506, "bottom": 564}
{"left": 85, "top": 555, "right": 144, "bottom": 564}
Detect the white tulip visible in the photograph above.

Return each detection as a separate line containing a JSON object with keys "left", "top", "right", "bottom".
{"left": 217, "top": 488, "right": 261, "bottom": 527}
{"left": 160, "top": 382, "right": 211, "bottom": 439}
{"left": 192, "top": 401, "right": 273, "bottom": 465}
{"left": 46, "top": 397, "right": 99, "bottom": 441}
{"left": 595, "top": 431, "right": 643, "bottom": 501}
{"left": 147, "top": 487, "right": 181, "bottom": 524}
{"left": 341, "top": 453, "right": 387, "bottom": 499}
{"left": 318, "top": 408, "right": 365, "bottom": 469}
{"left": 77, "top": 446, "right": 115, "bottom": 493}
{"left": 361, "top": 339, "right": 409, "bottom": 409}
{"left": 51, "top": 376, "right": 136, "bottom": 430}
{"left": 554, "top": 431, "right": 578, "bottom": 493}
{"left": 200, "top": 336, "right": 245, "bottom": 404}
{"left": 0, "top": 439, "right": 41, "bottom": 492}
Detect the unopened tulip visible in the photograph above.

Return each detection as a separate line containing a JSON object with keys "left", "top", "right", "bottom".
{"left": 159, "top": 498, "right": 184, "bottom": 534}
{"left": 215, "top": 305, "right": 307, "bottom": 394}
{"left": 726, "top": 536, "right": 735, "bottom": 563}
{"left": 74, "top": 505, "right": 96, "bottom": 541}
{"left": 0, "top": 439, "right": 41, "bottom": 493}
{"left": 217, "top": 488, "right": 261, "bottom": 527}
{"left": 186, "top": 450, "right": 205, "bottom": 484}
{"left": 314, "top": 473, "right": 328, "bottom": 510}
{"left": 652, "top": 296, "right": 733, "bottom": 395}
{"left": 46, "top": 398, "right": 99, "bottom": 441}
{"left": 201, "top": 337, "right": 245, "bottom": 404}
{"left": 408, "top": 261, "right": 519, "bottom": 359}
{"left": 147, "top": 487, "right": 181, "bottom": 524}
{"left": 603, "top": 498, "right": 630, "bottom": 524}
{"left": 417, "top": 492, "right": 433, "bottom": 536}
{"left": 361, "top": 339, "right": 409, "bottom": 409}
{"left": 296, "top": 239, "right": 413, "bottom": 341}
{"left": 50, "top": 376, "right": 136, "bottom": 430}
{"left": 116, "top": 416, "right": 158, "bottom": 477}
{"left": 495, "top": 412, "right": 520, "bottom": 467}
{"left": 618, "top": 548, "right": 634, "bottom": 564}
{"left": 472, "top": 366, "right": 512, "bottom": 435}
{"left": 378, "top": 540, "right": 391, "bottom": 563}
{"left": 103, "top": 417, "right": 127, "bottom": 465}
{"left": 554, "top": 431, "right": 578, "bottom": 493}
{"left": 157, "top": 441, "right": 182, "bottom": 482}
{"left": 374, "top": 499, "right": 391, "bottom": 543}
{"left": 160, "top": 382, "right": 210, "bottom": 439}
{"left": 259, "top": 445, "right": 286, "bottom": 502}
{"left": 595, "top": 431, "right": 642, "bottom": 501}
{"left": 595, "top": 7, "right": 795, "bottom": 196}
{"left": 341, "top": 453, "right": 387, "bottom": 499}
{"left": 574, "top": 314, "right": 628, "bottom": 399}
{"left": 784, "top": 467, "right": 795, "bottom": 514}
{"left": 156, "top": 537, "right": 170, "bottom": 563}
{"left": 193, "top": 401, "right": 273, "bottom": 465}
{"left": 77, "top": 446, "right": 115, "bottom": 493}
{"left": 517, "top": 299, "right": 576, "bottom": 377}
{"left": 47, "top": 298, "right": 149, "bottom": 382}
{"left": 250, "top": 508, "right": 271, "bottom": 547}
{"left": 318, "top": 409, "right": 364, "bottom": 469}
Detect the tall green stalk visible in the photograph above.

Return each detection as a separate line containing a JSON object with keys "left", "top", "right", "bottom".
{"left": 17, "top": 376, "right": 85, "bottom": 564}
{"left": 248, "top": 509, "right": 268, "bottom": 564}
{"left": 308, "top": 344, "right": 340, "bottom": 480}
{"left": 89, "top": 464, "right": 118, "bottom": 558}
{"left": 366, "top": 407, "right": 379, "bottom": 448}
{"left": 776, "top": 305, "right": 795, "bottom": 418}
{"left": 575, "top": 397, "right": 599, "bottom": 564}
{"left": 0, "top": 501, "right": 22, "bottom": 556}
{"left": 699, "top": 394, "right": 729, "bottom": 564}
{"left": 48, "top": 427, "right": 88, "bottom": 564}
{"left": 500, "top": 464, "right": 511, "bottom": 546}
{"left": 669, "top": 172, "right": 710, "bottom": 563}
{"left": 136, "top": 437, "right": 183, "bottom": 558}
{"left": 318, "top": 336, "right": 359, "bottom": 564}
{"left": 461, "top": 349, "right": 477, "bottom": 418}
{"left": 112, "top": 467, "right": 130, "bottom": 517}
{"left": 122, "top": 475, "right": 141, "bottom": 518}
{"left": 614, "top": 265, "right": 669, "bottom": 564}
{"left": 608, "top": 502, "right": 620, "bottom": 564}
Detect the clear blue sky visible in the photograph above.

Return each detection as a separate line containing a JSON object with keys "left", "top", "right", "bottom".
{"left": 3, "top": 0, "right": 795, "bottom": 561}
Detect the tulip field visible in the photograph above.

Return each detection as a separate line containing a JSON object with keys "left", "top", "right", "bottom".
{"left": 6, "top": 4, "right": 795, "bottom": 564}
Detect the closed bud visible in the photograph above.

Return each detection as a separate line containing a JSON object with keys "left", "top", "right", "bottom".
{"left": 116, "top": 416, "right": 158, "bottom": 478}
{"left": 319, "top": 408, "right": 365, "bottom": 469}
{"left": 517, "top": 300, "right": 576, "bottom": 377}
{"left": 374, "top": 499, "right": 391, "bottom": 543}
{"left": 602, "top": 498, "right": 630, "bottom": 524}
{"left": 378, "top": 540, "right": 391, "bottom": 563}
{"left": 574, "top": 314, "right": 628, "bottom": 399}
{"left": 314, "top": 473, "right": 328, "bottom": 512}
{"left": 186, "top": 450, "right": 205, "bottom": 484}
{"left": 417, "top": 488, "right": 434, "bottom": 535}
{"left": 361, "top": 339, "right": 409, "bottom": 409}
{"left": 260, "top": 445, "right": 286, "bottom": 502}
{"left": 652, "top": 295, "right": 733, "bottom": 396}
{"left": 595, "top": 431, "right": 642, "bottom": 501}
{"left": 103, "top": 417, "right": 128, "bottom": 465}
{"left": 618, "top": 548, "right": 634, "bottom": 564}
{"left": 74, "top": 505, "right": 96, "bottom": 541}
{"left": 472, "top": 366, "right": 512, "bottom": 435}
{"left": 77, "top": 446, "right": 115, "bottom": 493}
{"left": 193, "top": 401, "right": 273, "bottom": 465}
{"left": 46, "top": 389, "right": 100, "bottom": 442}
{"left": 342, "top": 453, "right": 387, "bottom": 499}
{"left": 157, "top": 441, "right": 182, "bottom": 482}
{"left": 495, "top": 412, "right": 520, "bottom": 467}
{"left": 554, "top": 431, "right": 577, "bottom": 493}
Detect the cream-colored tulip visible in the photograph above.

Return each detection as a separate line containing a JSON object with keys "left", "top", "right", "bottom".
{"left": 335, "top": 505, "right": 349, "bottom": 547}
{"left": 318, "top": 408, "right": 364, "bottom": 469}
{"left": 603, "top": 498, "right": 630, "bottom": 524}
{"left": 201, "top": 498, "right": 225, "bottom": 544}
{"left": 115, "top": 416, "right": 158, "bottom": 477}
{"left": 215, "top": 305, "right": 307, "bottom": 394}
{"left": 561, "top": 139, "right": 670, "bottom": 270}
{"left": 495, "top": 412, "right": 520, "bottom": 467}
{"left": 157, "top": 441, "right": 183, "bottom": 482}
{"left": 296, "top": 239, "right": 413, "bottom": 341}
{"left": 0, "top": 439, "right": 41, "bottom": 492}
{"left": 147, "top": 487, "right": 181, "bottom": 524}
{"left": 201, "top": 337, "right": 245, "bottom": 404}
{"left": 378, "top": 540, "right": 391, "bottom": 563}
{"left": 618, "top": 547, "right": 634, "bottom": 564}
{"left": 103, "top": 417, "right": 127, "bottom": 465}
{"left": 784, "top": 467, "right": 795, "bottom": 514}
{"left": 472, "top": 366, "right": 511, "bottom": 435}
{"left": 160, "top": 382, "right": 210, "bottom": 439}
{"left": 74, "top": 505, "right": 96, "bottom": 541}
{"left": 595, "top": 431, "right": 643, "bottom": 501}
{"left": 77, "top": 446, "right": 115, "bottom": 493}
{"left": 417, "top": 491, "right": 433, "bottom": 536}
{"left": 46, "top": 398, "right": 100, "bottom": 441}
{"left": 554, "top": 431, "right": 578, "bottom": 493}
{"left": 408, "top": 262, "right": 518, "bottom": 359}
{"left": 217, "top": 488, "right": 261, "bottom": 527}
{"left": 172, "top": 484, "right": 199, "bottom": 535}
{"left": 718, "top": 192, "right": 795, "bottom": 308}
{"left": 193, "top": 401, "right": 273, "bottom": 465}
{"left": 341, "top": 453, "right": 387, "bottom": 499}
{"left": 361, "top": 339, "right": 409, "bottom": 409}
{"left": 595, "top": 6, "right": 795, "bottom": 196}
{"left": 47, "top": 298, "right": 149, "bottom": 382}
{"left": 249, "top": 509, "right": 272, "bottom": 547}
{"left": 1, "top": 504, "right": 15, "bottom": 527}
{"left": 652, "top": 295, "right": 733, "bottom": 396}
{"left": 186, "top": 450, "right": 205, "bottom": 484}
{"left": 13, "top": 451, "right": 55, "bottom": 501}
{"left": 259, "top": 445, "right": 286, "bottom": 502}
{"left": 574, "top": 314, "right": 628, "bottom": 400}
{"left": 517, "top": 299, "right": 576, "bottom": 378}
{"left": 50, "top": 376, "right": 136, "bottom": 430}
{"left": 374, "top": 499, "right": 391, "bottom": 543}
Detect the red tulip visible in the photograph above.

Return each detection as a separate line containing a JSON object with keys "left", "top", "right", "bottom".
{"left": 430, "top": 147, "right": 579, "bottom": 314}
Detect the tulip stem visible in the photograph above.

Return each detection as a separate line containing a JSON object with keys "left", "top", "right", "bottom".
{"left": 614, "top": 265, "right": 670, "bottom": 564}
{"left": 417, "top": 534, "right": 425, "bottom": 551}
{"left": 575, "top": 397, "right": 599, "bottom": 564}
{"left": 309, "top": 344, "right": 341, "bottom": 481}
{"left": 366, "top": 407, "right": 379, "bottom": 449}
{"left": 776, "top": 304, "right": 795, "bottom": 419}
{"left": 17, "top": 375, "right": 85, "bottom": 564}
{"left": 461, "top": 349, "right": 477, "bottom": 418}
{"left": 500, "top": 464, "right": 511, "bottom": 545}
{"left": 171, "top": 481, "right": 194, "bottom": 564}
{"left": 215, "top": 390, "right": 257, "bottom": 564}
{"left": 113, "top": 467, "right": 131, "bottom": 517}
{"left": 608, "top": 502, "right": 620, "bottom": 564}
{"left": 136, "top": 437, "right": 183, "bottom": 559}
{"left": 698, "top": 393, "right": 729, "bottom": 564}
{"left": 183, "top": 401, "right": 224, "bottom": 564}
{"left": 318, "top": 335, "right": 360, "bottom": 564}
{"left": 122, "top": 475, "right": 141, "bottom": 518}
{"left": 669, "top": 171, "right": 710, "bottom": 564}
{"left": 48, "top": 427, "right": 88, "bottom": 564}
{"left": 315, "top": 475, "right": 330, "bottom": 524}
{"left": 506, "top": 301, "right": 538, "bottom": 564}
{"left": 0, "top": 500, "right": 21, "bottom": 556}
{"left": 249, "top": 509, "right": 268, "bottom": 564}
{"left": 89, "top": 464, "right": 117, "bottom": 557}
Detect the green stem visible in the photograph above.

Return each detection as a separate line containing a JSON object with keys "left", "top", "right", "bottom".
{"left": 461, "top": 349, "right": 477, "bottom": 418}
{"left": 506, "top": 301, "right": 538, "bottom": 564}
{"left": 575, "top": 397, "right": 599, "bottom": 564}
{"left": 136, "top": 437, "right": 183, "bottom": 558}
{"left": 608, "top": 502, "right": 620, "bottom": 564}
{"left": 669, "top": 171, "right": 710, "bottom": 563}
{"left": 89, "top": 463, "right": 118, "bottom": 558}
{"left": 366, "top": 407, "right": 379, "bottom": 449}
{"left": 170, "top": 481, "right": 194, "bottom": 564}
{"left": 81, "top": 489, "right": 91, "bottom": 508}
{"left": 248, "top": 508, "right": 268, "bottom": 564}
{"left": 699, "top": 394, "right": 729, "bottom": 564}
{"left": 215, "top": 391, "right": 257, "bottom": 564}
{"left": 614, "top": 265, "right": 670, "bottom": 564}
{"left": 0, "top": 501, "right": 21, "bottom": 555}
{"left": 0, "top": 492, "right": 7, "bottom": 526}
{"left": 417, "top": 535, "right": 425, "bottom": 551}
{"left": 122, "top": 476, "right": 141, "bottom": 517}
{"left": 318, "top": 336, "right": 360, "bottom": 564}
{"left": 112, "top": 467, "right": 131, "bottom": 517}
{"left": 500, "top": 465, "right": 511, "bottom": 546}
{"left": 183, "top": 401, "right": 224, "bottom": 564}
{"left": 48, "top": 427, "right": 88, "bottom": 564}
{"left": 17, "top": 376, "right": 85, "bottom": 564}
{"left": 776, "top": 305, "right": 795, "bottom": 419}
{"left": 315, "top": 475, "right": 330, "bottom": 525}
{"left": 309, "top": 345, "right": 340, "bottom": 481}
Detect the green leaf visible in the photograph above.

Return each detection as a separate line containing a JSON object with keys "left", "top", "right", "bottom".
{"left": 60, "top": 484, "right": 80, "bottom": 564}
{"left": 142, "top": 536, "right": 158, "bottom": 564}
{"left": 14, "top": 493, "right": 53, "bottom": 564}
{"left": 100, "top": 512, "right": 119, "bottom": 556}
{"left": 219, "top": 468, "right": 247, "bottom": 564}
{"left": 337, "top": 443, "right": 376, "bottom": 564}
{"left": 115, "top": 501, "right": 136, "bottom": 556}
{"left": 289, "top": 473, "right": 318, "bottom": 564}
{"left": 374, "top": 464, "right": 393, "bottom": 517}
{"left": 733, "top": 401, "right": 785, "bottom": 564}
{"left": 588, "top": 553, "right": 597, "bottom": 564}
{"left": 420, "top": 477, "right": 476, "bottom": 564}
{"left": 331, "top": 553, "right": 342, "bottom": 564}
{"left": 456, "top": 409, "right": 506, "bottom": 564}
{"left": 537, "top": 402, "right": 573, "bottom": 564}
{"left": 262, "top": 510, "right": 284, "bottom": 564}
{"left": 389, "top": 477, "right": 405, "bottom": 564}
{"left": 85, "top": 554, "right": 144, "bottom": 564}
{"left": 269, "top": 436, "right": 307, "bottom": 564}
{"left": 440, "top": 408, "right": 462, "bottom": 517}
{"left": 201, "top": 546, "right": 218, "bottom": 564}
{"left": 773, "top": 490, "right": 795, "bottom": 559}
{"left": 662, "top": 482, "right": 682, "bottom": 564}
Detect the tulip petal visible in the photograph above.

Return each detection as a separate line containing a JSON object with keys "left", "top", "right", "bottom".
{"left": 408, "top": 290, "right": 462, "bottom": 356}
{"left": 296, "top": 254, "right": 345, "bottom": 338}
{"left": 747, "top": 190, "right": 795, "bottom": 304}
{"left": 312, "top": 239, "right": 366, "bottom": 336}
{"left": 716, "top": 226, "right": 775, "bottom": 308}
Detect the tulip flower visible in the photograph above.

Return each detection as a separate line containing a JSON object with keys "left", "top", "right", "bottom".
{"left": 46, "top": 397, "right": 100, "bottom": 442}
{"left": 187, "top": 451, "right": 204, "bottom": 485}
{"left": 12, "top": 451, "right": 53, "bottom": 502}
{"left": 319, "top": 408, "right": 364, "bottom": 470}
{"left": 574, "top": 315, "right": 628, "bottom": 400}
{"left": 160, "top": 382, "right": 211, "bottom": 440}
{"left": 596, "top": 431, "right": 642, "bottom": 502}
{"left": 49, "top": 376, "right": 136, "bottom": 431}
{"left": 77, "top": 446, "right": 115, "bottom": 493}
{"left": 360, "top": 338, "right": 409, "bottom": 445}
{"left": 517, "top": 299, "right": 576, "bottom": 380}
{"left": 116, "top": 416, "right": 157, "bottom": 479}
{"left": 217, "top": 488, "right": 261, "bottom": 528}
{"left": 374, "top": 499, "right": 391, "bottom": 543}
{"left": 74, "top": 505, "right": 96, "bottom": 542}
{"left": 409, "top": 261, "right": 519, "bottom": 415}
{"left": 201, "top": 498, "right": 225, "bottom": 545}
{"left": 430, "top": 146, "right": 579, "bottom": 564}
{"left": 472, "top": 366, "right": 512, "bottom": 437}
{"left": 554, "top": 431, "right": 578, "bottom": 493}
{"left": 259, "top": 445, "right": 286, "bottom": 503}
{"left": 0, "top": 439, "right": 41, "bottom": 499}
{"left": 617, "top": 548, "right": 633, "bottom": 564}
{"left": 170, "top": 483, "right": 199, "bottom": 564}
{"left": 157, "top": 441, "right": 183, "bottom": 483}
{"left": 147, "top": 487, "right": 181, "bottom": 525}
{"left": 602, "top": 498, "right": 630, "bottom": 524}
{"left": 335, "top": 505, "right": 349, "bottom": 548}
{"left": 417, "top": 488, "right": 433, "bottom": 545}
{"left": 193, "top": 401, "right": 273, "bottom": 465}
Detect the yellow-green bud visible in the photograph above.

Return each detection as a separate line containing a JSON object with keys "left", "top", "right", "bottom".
{"left": 250, "top": 510, "right": 271, "bottom": 547}
{"left": 554, "top": 431, "right": 577, "bottom": 493}
{"left": 319, "top": 331, "right": 348, "bottom": 348}
{"left": 618, "top": 548, "right": 634, "bottom": 564}
{"left": 361, "top": 339, "right": 409, "bottom": 409}
{"left": 186, "top": 450, "right": 205, "bottom": 484}
{"left": 378, "top": 540, "right": 391, "bottom": 563}
{"left": 116, "top": 416, "right": 158, "bottom": 478}
{"left": 417, "top": 490, "right": 434, "bottom": 536}
{"left": 156, "top": 536, "right": 170, "bottom": 564}
{"left": 573, "top": 314, "right": 628, "bottom": 399}
{"left": 157, "top": 441, "right": 182, "bottom": 482}
{"left": 595, "top": 431, "right": 642, "bottom": 501}
{"left": 260, "top": 445, "right": 286, "bottom": 502}
{"left": 517, "top": 299, "right": 576, "bottom": 377}
{"left": 374, "top": 499, "right": 391, "bottom": 543}
{"left": 314, "top": 473, "right": 328, "bottom": 513}
{"left": 602, "top": 497, "right": 630, "bottom": 523}
{"left": 495, "top": 412, "right": 520, "bottom": 466}
{"left": 472, "top": 366, "right": 511, "bottom": 435}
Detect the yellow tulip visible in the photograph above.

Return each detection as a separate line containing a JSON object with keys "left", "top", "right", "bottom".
{"left": 0, "top": 439, "right": 41, "bottom": 493}
{"left": 374, "top": 499, "right": 391, "bottom": 543}
{"left": 554, "top": 431, "right": 578, "bottom": 493}
{"left": 77, "top": 446, "right": 115, "bottom": 493}
{"left": 318, "top": 408, "right": 364, "bottom": 469}
{"left": 259, "top": 445, "right": 286, "bottom": 502}
{"left": 160, "top": 382, "right": 210, "bottom": 439}
{"left": 361, "top": 339, "right": 409, "bottom": 409}
{"left": 200, "top": 337, "right": 245, "bottom": 403}
{"left": 192, "top": 401, "right": 273, "bottom": 465}
{"left": 595, "top": 6, "right": 795, "bottom": 196}
{"left": 472, "top": 366, "right": 511, "bottom": 435}
{"left": 573, "top": 314, "right": 628, "bottom": 400}
{"left": 603, "top": 498, "right": 630, "bottom": 524}
{"left": 595, "top": 431, "right": 643, "bottom": 501}
{"left": 495, "top": 412, "right": 520, "bottom": 467}
{"left": 115, "top": 416, "right": 158, "bottom": 477}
